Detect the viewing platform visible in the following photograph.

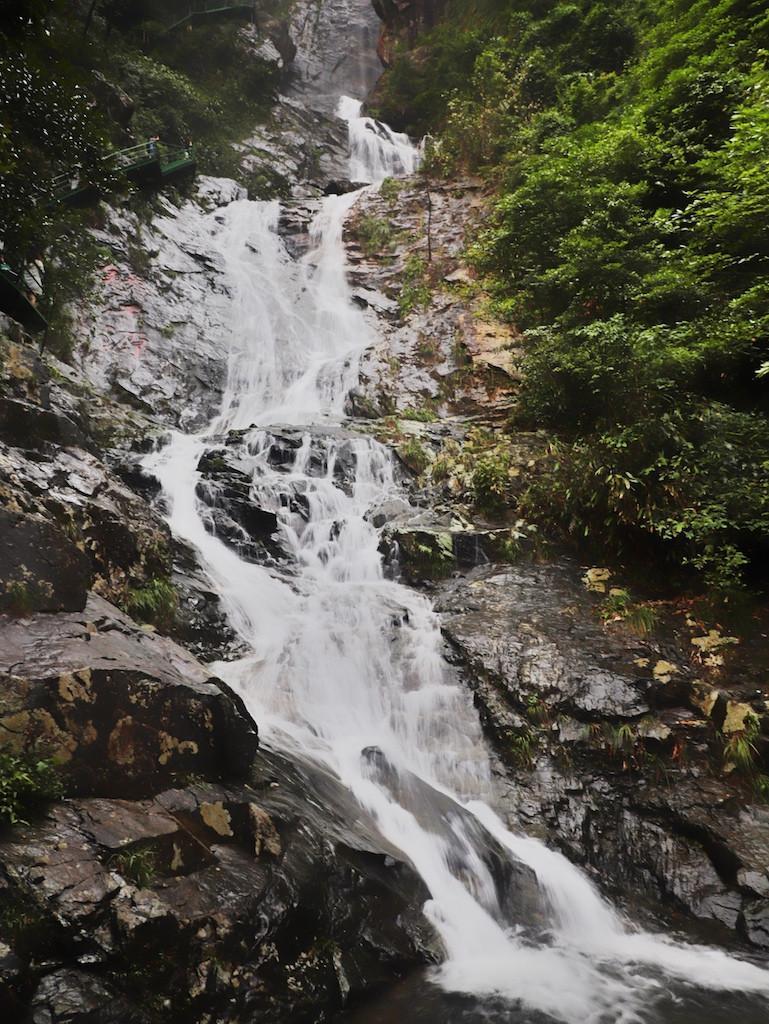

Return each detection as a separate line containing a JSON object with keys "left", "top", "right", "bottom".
{"left": 51, "top": 140, "right": 197, "bottom": 207}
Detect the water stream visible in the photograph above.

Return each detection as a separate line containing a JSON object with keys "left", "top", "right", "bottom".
{"left": 145, "top": 98, "right": 769, "bottom": 1022}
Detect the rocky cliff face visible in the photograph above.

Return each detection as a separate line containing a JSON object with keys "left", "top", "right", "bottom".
{"left": 372, "top": 0, "right": 450, "bottom": 65}
{"left": 3, "top": 1, "right": 769, "bottom": 1019}
{"left": 287, "top": 0, "right": 383, "bottom": 112}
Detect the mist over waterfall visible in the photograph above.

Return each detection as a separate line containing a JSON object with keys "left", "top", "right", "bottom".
{"left": 144, "top": 65, "right": 769, "bottom": 1024}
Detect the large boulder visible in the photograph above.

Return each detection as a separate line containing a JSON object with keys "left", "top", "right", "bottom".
{"left": 0, "top": 752, "right": 440, "bottom": 1023}
{"left": 437, "top": 562, "right": 769, "bottom": 949}
{"left": 0, "top": 594, "right": 258, "bottom": 796}
{"left": 439, "top": 563, "right": 655, "bottom": 725}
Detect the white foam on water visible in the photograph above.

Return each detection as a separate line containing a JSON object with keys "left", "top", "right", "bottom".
{"left": 338, "top": 94, "right": 420, "bottom": 183}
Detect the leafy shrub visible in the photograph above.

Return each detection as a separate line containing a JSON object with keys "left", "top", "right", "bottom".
{"left": 0, "top": 752, "right": 63, "bottom": 827}
{"left": 471, "top": 451, "right": 511, "bottom": 511}
{"left": 398, "top": 437, "right": 431, "bottom": 476}
{"left": 353, "top": 215, "right": 395, "bottom": 256}
{"left": 522, "top": 403, "right": 769, "bottom": 592}
{"left": 722, "top": 715, "right": 762, "bottom": 777}
{"left": 379, "top": 177, "right": 403, "bottom": 203}
{"left": 400, "top": 406, "right": 437, "bottom": 422}
{"left": 398, "top": 255, "right": 432, "bottom": 315}
{"left": 377, "top": 0, "right": 769, "bottom": 593}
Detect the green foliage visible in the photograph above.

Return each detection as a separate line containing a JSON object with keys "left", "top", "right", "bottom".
{"left": 525, "top": 694, "right": 549, "bottom": 725}
{"left": 110, "top": 845, "right": 158, "bottom": 888}
{"left": 0, "top": 751, "right": 63, "bottom": 827}
{"left": 398, "top": 437, "right": 431, "bottom": 476}
{"left": 0, "top": 49, "right": 111, "bottom": 255}
{"left": 606, "top": 722, "right": 636, "bottom": 757}
{"left": 509, "top": 729, "right": 535, "bottom": 768}
{"left": 754, "top": 773, "right": 769, "bottom": 802}
{"left": 398, "top": 255, "right": 432, "bottom": 315}
{"left": 400, "top": 406, "right": 437, "bottom": 422}
{"left": 353, "top": 215, "right": 395, "bottom": 256}
{"left": 601, "top": 589, "right": 659, "bottom": 636}
{"left": 0, "top": 2, "right": 281, "bottom": 351}
{"left": 380, "top": 0, "right": 769, "bottom": 593}
{"left": 722, "top": 714, "right": 761, "bottom": 775}
{"left": 379, "top": 177, "right": 403, "bottom": 203}
{"left": 125, "top": 576, "right": 178, "bottom": 630}
{"left": 471, "top": 450, "right": 511, "bottom": 511}
{"left": 115, "top": 51, "right": 220, "bottom": 144}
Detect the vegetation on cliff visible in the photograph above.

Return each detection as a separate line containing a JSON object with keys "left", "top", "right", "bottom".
{"left": 1, "top": 0, "right": 281, "bottom": 356}
{"left": 376, "top": 0, "right": 769, "bottom": 595}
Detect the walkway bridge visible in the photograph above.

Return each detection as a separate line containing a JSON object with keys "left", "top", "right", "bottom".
{"left": 52, "top": 140, "right": 196, "bottom": 207}
{"left": 163, "top": 2, "right": 256, "bottom": 34}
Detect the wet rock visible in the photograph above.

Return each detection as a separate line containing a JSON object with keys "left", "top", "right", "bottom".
{"left": 195, "top": 447, "right": 283, "bottom": 563}
{"left": 437, "top": 562, "right": 769, "bottom": 946}
{"left": 382, "top": 524, "right": 516, "bottom": 583}
{"left": 0, "top": 751, "right": 439, "bottom": 1023}
{"left": 0, "top": 940, "right": 23, "bottom": 1020}
{"left": 345, "top": 178, "right": 519, "bottom": 423}
{"left": 286, "top": 0, "right": 382, "bottom": 115}
{"left": 0, "top": 438, "right": 173, "bottom": 612}
{"left": 324, "top": 177, "right": 369, "bottom": 195}
{"left": 743, "top": 901, "right": 769, "bottom": 947}
{"left": 0, "top": 593, "right": 258, "bottom": 796}
{"left": 363, "top": 747, "right": 543, "bottom": 929}
{"left": 257, "top": 426, "right": 362, "bottom": 492}
{"left": 0, "top": 508, "right": 92, "bottom": 613}
{"left": 29, "top": 970, "right": 144, "bottom": 1024}
{"left": 0, "top": 396, "right": 86, "bottom": 450}
{"left": 439, "top": 564, "right": 654, "bottom": 721}
{"left": 72, "top": 190, "right": 234, "bottom": 430}
{"left": 238, "top": 98, "right": 349, "bottom": 199}
{"left": 366, "top": 497, "right": 413, "bottom": 529}
{"left": 170, "top": 541, "right": 242, "bottom": 661}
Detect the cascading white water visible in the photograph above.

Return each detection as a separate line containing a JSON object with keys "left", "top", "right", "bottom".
{"left": 338, "top": 95, "right": 421, "bottom": 182}
{"left": 145, "top": 99, "right": 769, "bottom": 1023}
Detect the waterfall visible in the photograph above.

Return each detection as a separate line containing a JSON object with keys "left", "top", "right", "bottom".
{"left": 145, "top": 98, "right": 769, "bottom": 1023}
{"left": 338, "top": 95, "right": 421, "bottom": 182}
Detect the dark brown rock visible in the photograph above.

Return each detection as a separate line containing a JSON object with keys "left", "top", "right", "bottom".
{"left": 0, "top": 508, "right": 91, "bottom": 614}
{"left": 0, "top": 396, "right": 86, "bottom": 451}
{"left": 0, "top": 593, "right": 258, "bottom": 796}
{"left": 0, "top": 753, "right": 442, "bottom": 1023}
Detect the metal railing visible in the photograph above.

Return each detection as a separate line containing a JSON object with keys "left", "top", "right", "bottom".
{"left": 47, "top": 140, "right": 195, "bottom": 197}
{"left": 163, "top": 2, "right": 255, "bottom": 33}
